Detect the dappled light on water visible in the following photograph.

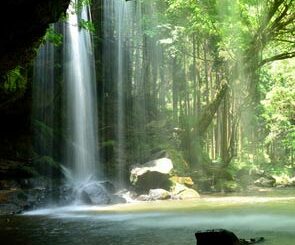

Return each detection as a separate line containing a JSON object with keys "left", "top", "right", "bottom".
{"left": 12, "top": 193, "right": 295, "bottom": 245}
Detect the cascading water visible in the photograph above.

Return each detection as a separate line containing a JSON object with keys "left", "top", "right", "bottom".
{"left": 32, "top": 39, "right": 57, "bottom": 201}
{"left": 102, "top": 0, "right": 165, "bottom": 183}
{"left": 63, "top": 1, "right": 100, "bottom": 189}
{"left": 103, "top": 0, "right": 134, "bottom": 186}
{"left": 33, "top": 41, "right": 55, "bottom": 159}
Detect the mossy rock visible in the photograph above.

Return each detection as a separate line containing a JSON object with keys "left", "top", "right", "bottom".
{"left": 170, "top": 176, "right": 194, "bottom": 187}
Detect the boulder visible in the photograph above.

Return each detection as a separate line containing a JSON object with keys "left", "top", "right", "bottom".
{"left": 109, "top": 194, "right": 127, "bottom": 204}
{"left": 0, "top": 187, "right": 52, "bottom": 215}
{"left": 288, "top": 177, "right": 295, "bottom": 186}
{"left": 195, "top": 229, "right": 240, "bottom": 245}
{"left": 195, "top": 229, "right": 265, "bottom": 245}
{"left": 148, "top": 189, "right": 171, "bottom": 200}
{"left": 172, "top": 183, "right": 187, "bottom": 194}
{"left": 170, "top": 176, "right": 194, "bottom": 187}
{"left": 80, "top": 182, "right": 111, "bottom": 205}
{"left": 172, "top": 183, "right": 200, "bottom": 200}
{"left": 137, "top": 194, "right": 150, "bottom": 201}
{"left": 175, "top": 188, "right": 200, "bottom": 200}
{"left": 79, "top": 182, "right": 126, "bottom": 205}
{"left": 137, "top": 189, "right": 170, "bottom": 201}
{"left": 254, "top": 176, "right": 275, "bottom": 187}
{"left": 130, "top": 158, "right": 173, "bottom": 193}
{"left": 100, "top": 181, "right": 116, "bottom": 194}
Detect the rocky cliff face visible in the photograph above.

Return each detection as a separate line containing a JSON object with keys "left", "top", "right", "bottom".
{"left": 0, "top": 0, "right": 70, "bottom": 76}
{"left": 0, "top": 1, "right": 71, "bottom": 215}
{"left": 0, "top": 0, "right": 71, "bottom": 156}
{"left": 0, "top": 0, "right": 71, "bottom": 159}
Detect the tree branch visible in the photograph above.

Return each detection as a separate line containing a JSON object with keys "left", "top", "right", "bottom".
{"left": 196, "top": 81, "right": 228, "bottom": 137}
{"left": 259, "top": 51, "right": 295, "bottom": 66}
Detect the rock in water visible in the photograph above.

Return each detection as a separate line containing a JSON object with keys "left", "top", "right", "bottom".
{"left": 176, "top": 187, "right": 200, "bottom": 199}
{"left": 195, "top": 229, "right": 265, "bottom": 245}
{"left": 130, "top": 158, "right": 173, "bottom": 193}
{"left": 148, "top": 189, "right": 170, "bottom": 200}
{"left": 195, "top": 229, "right": 240, "bottom": 245}
{"left": 137, "top": 189, "right": 171, "bottom": 201}
{"left": 80, "top": 182, "right": 110, "bottom": 205}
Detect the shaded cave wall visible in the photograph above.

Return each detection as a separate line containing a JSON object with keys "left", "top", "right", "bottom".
{"left": 0, "top": 0, "right": 71, "bottom": 164}
{"left": 0, "top": 0, "right": 71, "bottom": 74}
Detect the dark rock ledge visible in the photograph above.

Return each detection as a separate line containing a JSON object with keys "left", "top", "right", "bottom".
{"left": 0, "top": 0, "right": 71, "bottom": 76}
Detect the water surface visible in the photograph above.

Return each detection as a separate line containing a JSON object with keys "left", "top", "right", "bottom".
{"left": 1, "top": 190, "right": 295, "bottom": 245}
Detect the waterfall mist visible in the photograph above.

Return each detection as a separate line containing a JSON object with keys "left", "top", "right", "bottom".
{"left": 102, "top": 0, "right": 166, "bottom": 185}
{"left": 103, "top": 0, "right": 132, "bottom": 186}
{"left": 63, "top": 1, "right": 100, "bottom": 186}
{"left": 33, "top": 41, "right": 55, "bottom": 158}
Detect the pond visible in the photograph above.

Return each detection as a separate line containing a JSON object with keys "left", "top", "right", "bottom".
{"left": 1, "top": 189, "right": 295, "bottom": 245}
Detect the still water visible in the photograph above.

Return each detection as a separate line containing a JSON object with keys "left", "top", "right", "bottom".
{"left": 1, "top": 190, "right": 295, "bottom": 245}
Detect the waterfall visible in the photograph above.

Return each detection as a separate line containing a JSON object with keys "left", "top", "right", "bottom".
{"left": 32, "top": 38, "right": 56, "bottom": 197}
{"left": 103, "top": 0, "right": 134, "bottom": 186}
{"left": 33, "top": 41, "right": 55, "bottom": 159}
{"left": 102, "top": 0, "right": 165, "bottom": 185}
{"left": 63, "top": 1, "right": 100, "bottom": 186}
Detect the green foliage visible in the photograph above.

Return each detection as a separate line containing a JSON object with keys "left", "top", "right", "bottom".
{"left": 167, "top": 148, "right": 189, "bottom": 175}
{"left": 261, "top": 60, "right": 295, "bottom": 163}
{"left": 72, "top": 0, "right": 92, "bottom": 13}
{"left": 0, "top": 67, "right": 26, "bottom": 95}
{"left": 61, "top": 0, "right": 96, "bottom": 33}
{"left": 97, "top": 0, "right": 294, "bottom": 192}
{"left": 44, "top": 28, "right": 63, "bottom": 46}
{"left": 79, "top": 19, "right": 95, "bottom": 32}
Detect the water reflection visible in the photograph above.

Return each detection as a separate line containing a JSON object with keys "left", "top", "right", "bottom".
{"left": 1, "top": 195, "right": 295, "bottom": 245}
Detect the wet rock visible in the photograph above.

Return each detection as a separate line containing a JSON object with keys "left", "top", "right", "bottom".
{"left": 171, "top": 183, "right": 200, "bottom": 200}
{"left": 130, "top": 158, "right": 173, "bottom": 193}
{"left": 195, "top": 229, "right": 240, "bottom": 245}
{"left": 109, "top": 194, "right": 126, "bottom": 204}
{"left": 0, "top": 187, "right": 52, "bottom": 215}
{"left": 0, "top": 179, "right": 19, "bottom": 190}
{"left": 254, "top": 176, "right": 275, "bottom": 187}
{"left": 137, "top": 194, "right": 150, "bottom": 201}
{"left": 80, "top": 182, "right": 111, "bottom": 205}
{"left": 116, "top": 190, "right": 137, "bottom": 202}
{"left": 64, "top": 181, "right": 126, "bottom": 205}
{"left": 175, "top": 187, "right": 200, "bottom": 200}
{"left": 100, "top": 181, "right": 116, "bottom": 194}
{"left": 136, "top": 189, "right": 171, "bottom": 201}
{"left": 195, "top": 229, "right": 265, "bottom": 245}
{"left": 148, "top": 189, "right": 171, "bottom": 200}
{"left": 0, "top": 190, "right": 25, "bottom": 215}
{"left": 240, "top": 237, "right": 265, "bottom": 244}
